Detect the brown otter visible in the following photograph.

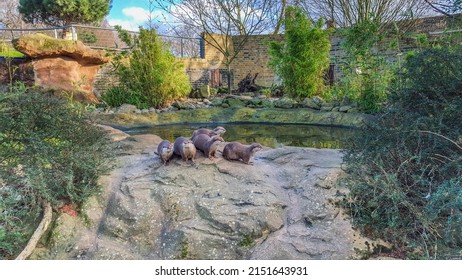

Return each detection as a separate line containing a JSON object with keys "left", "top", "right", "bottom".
{"left": 222, "top": 142, "right": 263, "bottom": 165}
{"left": 156, "top": 139, "right": 174, "bottom": 165}
{"left": 173, "top": 136, "right": 197, "bottom": 163}
{"left": 191, "top": 126, "right": 226, "bottom": 139}
{"left": 191, "top": 134, "right": 224, "bottom": 159}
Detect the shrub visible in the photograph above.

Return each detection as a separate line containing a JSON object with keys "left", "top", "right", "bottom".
{"left": 268, "top": 6, "right": 331, "bottom": 99}
{"left": 334, "top": 19, "right": 395, "bottom": 113}
{"left": 0, "top": 85, "right": 111, "bottom": 258}
{"left": 341, "top": 46, "right": 462, "bottom": 259}
{"left": 102, "top": 26, "right": 191, "bottom": 108}
{"left": 78, "top": 30, "right": 98, "bottom": 44}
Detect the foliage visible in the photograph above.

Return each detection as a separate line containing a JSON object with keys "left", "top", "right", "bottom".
{"left": 333, "top": 19, "right": 397, "bottom": 113}
{"left": 78, "top": 30, "right": 98, "bottom": 44}
{"left": 0, "top": 41, "right": 24, "bottom": 58}
{"left": 0, "top": 84, "right": 111, "bottom": 259}
{"left": 102, "top": 26, "right": 191, "bottom": 109}
{"left": 269, "top": 6, "right": 331, "bottom": 99}
{"left": 18, "top": 0, "right": 112, "bottom": 26}
{"left": 341, "top": 45, "right": 462, "bottom": 259}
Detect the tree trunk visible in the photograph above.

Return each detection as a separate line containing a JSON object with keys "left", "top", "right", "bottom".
{"left": 227, "top": 64, "right": 232, "bottom": 94}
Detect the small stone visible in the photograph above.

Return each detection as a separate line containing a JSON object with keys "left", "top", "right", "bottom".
{"left": 118, "top": 104, "right": 138, "bottom": 113}
{"left": 339, "top": 105, "right": 352, "bottom": 113}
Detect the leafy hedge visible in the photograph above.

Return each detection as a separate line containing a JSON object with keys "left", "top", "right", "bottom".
{"left": 269, "top": 6, "right": 331, "bottom": 99}
{"left": 0, "top": 85, "right": 110, "bottom": 259}
{"left": 102, "top": 27, "right": 191, "bottom": 109}
{"left": 341, "top": 46, "right": 462, "bottom": 259}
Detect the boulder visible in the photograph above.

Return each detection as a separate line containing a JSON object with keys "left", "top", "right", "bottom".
{"left": 31, "top": 127, "right": 381, "bottom": 260}
{"left": 12, "top": 33, "right": 110, "bottom": 103}
{"left": 223, "top": 95, "right": 246, "bottom": 108}
{"left": 274, "top": 97, "right": 296, "bottom": 109}
{"left": 117, "top": 104, "right": 138, "bottom": 114}
{"left": 339, "top": 105, "right": 353, "bottom": 113}
{"left": 13, "top": 33, "right": 109, "bottom": 64}
{"left": 173, "top": 101, "right": 196, "bottom": 110}
{"left": 300, "top": 97, "right": 322, "bottom": 110}
{"left": 197, "top": 85, "right": 211, "bottom": 98}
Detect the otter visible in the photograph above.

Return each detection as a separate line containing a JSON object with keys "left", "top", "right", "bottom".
{"left": 222, "top": 142, "right": 263, "bottom": 165}
{"left": 156, "top": 140, "right": 174, "bottom": 165}
{"left": 173, "top": 136, "right": 197, "bottom": 163}
{"left": 191, "top": 126, "right": 226, "bottom": 139}
{"left": 191, "top": 134, "right": 224, "bottom": 159}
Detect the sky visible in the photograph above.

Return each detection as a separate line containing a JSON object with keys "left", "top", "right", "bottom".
{"left": 107, "top": 0, "right": 170, "bottom": 31}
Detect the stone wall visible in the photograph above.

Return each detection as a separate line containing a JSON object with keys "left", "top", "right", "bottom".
{"left": 93, "top": 63, "right": 119, "bottom": 97}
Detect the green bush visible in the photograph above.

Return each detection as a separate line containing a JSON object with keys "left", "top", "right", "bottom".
{"left": 0, "top": 85, "right": 110, "bottom": 259}
{"left": 341, "top": 46, "right": 462, "bottom": 259}
{"left": 102, "top": 26, "right": 191, "bottom": 109}
{"left": 268, "top": 6, "right": 331, "bottom": 99}
{"left": 333, "top": 19, "right": 395, "bottom": 113}
{"left": 78, "top": 30, "right": 98, "bottom": 44}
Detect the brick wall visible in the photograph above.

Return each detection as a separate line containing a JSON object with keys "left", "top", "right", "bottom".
{"left": 4, "top": 14, "right": 458, "bottom": 94}
{"left": 180, "top": 14, "right": 461, "bottom": 90}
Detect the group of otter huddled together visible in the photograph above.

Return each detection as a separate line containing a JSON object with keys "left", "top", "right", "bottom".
{"left": 156, "top": 126, "right": 263, "bottom": 166}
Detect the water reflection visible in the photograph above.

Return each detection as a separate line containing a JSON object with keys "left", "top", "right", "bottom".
{"left": 121, "top": 123, "right": 355, "bottom": 149}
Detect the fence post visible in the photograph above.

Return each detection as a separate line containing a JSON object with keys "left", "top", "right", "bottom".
{"left": 71, "top": 26, "right": 77, "bottom": 41}
{"left": 54, "top": 28, "right": 57, "bottom": 39}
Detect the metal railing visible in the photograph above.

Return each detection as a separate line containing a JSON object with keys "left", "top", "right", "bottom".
{"left": 0, "top": 24, "right": 202, "bottom": 58}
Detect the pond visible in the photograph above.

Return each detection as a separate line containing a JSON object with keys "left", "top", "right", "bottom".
{"left": 119, "top": 123, "right": 356, "bottom": 149}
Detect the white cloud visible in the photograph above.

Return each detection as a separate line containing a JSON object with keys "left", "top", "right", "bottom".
{"left": 108, "top": 6, "right": 176, "bottom": 31}
{"left": 107, "top": 6, "right": 148, "bottom": 31}
{"left": 107, "top": 18, "right": 141, "bottom": 32}
{"left": 122, "top": 7, "right": 151, "bottom": 24}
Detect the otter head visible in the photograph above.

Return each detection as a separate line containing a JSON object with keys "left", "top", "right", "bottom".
{"left": 211, "top": 126, "right": 226, "bottom": 136}
{"left": 210, "top": 135, "right": 224, "bottom": 142}
{"left": 249, "top": 143, "right": 263, "bottom": 154}
{"left": 183, "top": 139, "right": 195, "bottom": 150}
{"left": 162, "top": 143, "right": 174, "bottom": 153}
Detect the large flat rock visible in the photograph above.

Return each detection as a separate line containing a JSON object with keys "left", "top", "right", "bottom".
{"left": 31, "top": 126, "right": 375, "bottom": 260}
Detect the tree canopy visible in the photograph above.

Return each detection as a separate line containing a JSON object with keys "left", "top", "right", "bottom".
{"left": 18, "top": 0, "right": 112, "bottom": 26}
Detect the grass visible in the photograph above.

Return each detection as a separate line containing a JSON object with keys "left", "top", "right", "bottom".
{"left": 0, "top": 49, "right": 25, "bottom": 58}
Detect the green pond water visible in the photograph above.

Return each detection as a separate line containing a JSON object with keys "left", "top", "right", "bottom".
{"left": 120, "top": 123, "right": 355, "bottom": 149}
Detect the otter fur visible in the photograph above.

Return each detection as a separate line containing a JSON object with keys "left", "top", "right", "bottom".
{"left": 156, "top": 140, "right": 174, "bottom": 165}
{"left": 173, "top": 136, "right": 197, "bottom": 163}
{"left": 192, "top": 134, "right": 224, "bottom": 159}
{"left": 191, "top": 126, "right": 226, "bottom": 139}
{"left": 222, "top": 142, "right": 263, "bottom": 165}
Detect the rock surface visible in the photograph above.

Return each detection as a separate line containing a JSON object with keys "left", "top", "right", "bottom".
{"left": 31, "top": 126, "right": 375, "bottom": 260}
{"left": 94, "top": 107, "right": 372, "bottom": 128}
{"left": 12, "top": 34, "right": 109, "bottom": 103}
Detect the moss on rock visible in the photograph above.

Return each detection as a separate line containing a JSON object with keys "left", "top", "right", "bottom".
{"left": 94, "top": 107, "right": 371, "bottom": 128}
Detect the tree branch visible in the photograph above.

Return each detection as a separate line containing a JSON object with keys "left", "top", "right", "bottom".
{"left": 15, "top": 200, "right": 53, "bottom": 260}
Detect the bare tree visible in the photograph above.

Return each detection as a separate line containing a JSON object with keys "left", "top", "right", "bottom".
{"left": 424, "top": 0, "right": 462, "bottom": 15}
{"left": 300, "top": 0, "right": 431, "bottom": 30}
{"left": 154, "top": 0, "right": 279, "bottom": 93}
{"left": 159, "top": 24, "right": 202, "bottom": 57}
{"left": 0, "top": 0, "right": 24, "bottom": 28}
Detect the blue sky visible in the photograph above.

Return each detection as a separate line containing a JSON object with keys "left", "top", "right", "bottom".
{"left": 107, "top": 0, "right": 169, "bottom": 31}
